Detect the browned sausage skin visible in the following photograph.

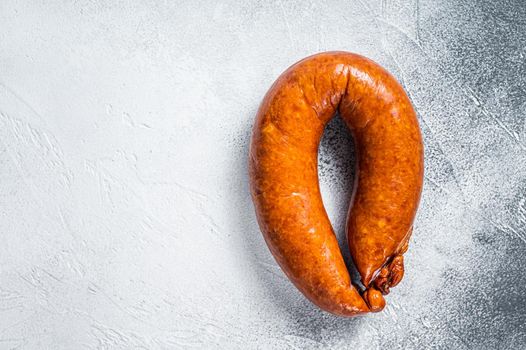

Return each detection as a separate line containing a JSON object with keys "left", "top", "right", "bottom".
{"left": 249, "top": 52, "right": 424, "bottom": 316}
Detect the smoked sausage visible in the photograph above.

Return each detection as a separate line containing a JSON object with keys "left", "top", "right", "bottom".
{"left": 249, "top": 52, "right": 424, "bottom": 316}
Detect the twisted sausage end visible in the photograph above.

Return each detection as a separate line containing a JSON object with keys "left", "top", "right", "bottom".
{"left": 363, "top": 287, "right": 385, "bottom": 312}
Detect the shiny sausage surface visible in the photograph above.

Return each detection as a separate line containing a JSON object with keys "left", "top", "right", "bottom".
{"left": 249, "top": 52, "right": 424, "bottom": 316}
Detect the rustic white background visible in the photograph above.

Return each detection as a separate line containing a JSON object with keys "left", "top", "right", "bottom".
{"left": 1, "top": 0, "right": 525, "bottom": 349}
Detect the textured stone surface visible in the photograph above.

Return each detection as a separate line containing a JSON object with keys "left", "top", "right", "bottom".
{"left": 0, "top": 0, "right": 524, "bottom": 348}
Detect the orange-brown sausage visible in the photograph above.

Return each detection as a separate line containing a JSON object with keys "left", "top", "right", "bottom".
{"left": 249, "top": 52, "right": 424, "bottom": 316}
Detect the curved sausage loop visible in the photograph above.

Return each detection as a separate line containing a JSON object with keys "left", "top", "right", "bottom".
{"left": 249, "top": 52, "right": 424, "bottom": 316}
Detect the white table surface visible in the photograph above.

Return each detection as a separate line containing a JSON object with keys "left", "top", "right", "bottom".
{"left": 1, "top": 0, "right": 525, "bottom": 348}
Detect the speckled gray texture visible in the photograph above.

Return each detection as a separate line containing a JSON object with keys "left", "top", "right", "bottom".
{"left": 0, "top": 0, "right": 525, "bottom": 349}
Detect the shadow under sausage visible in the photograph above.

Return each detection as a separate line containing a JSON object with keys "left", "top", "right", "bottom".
{"left": 232, "top": 113, "right": 366, "bottom": 343}
{"left": 318, "top": 114, "right": 363, "bottom": 288}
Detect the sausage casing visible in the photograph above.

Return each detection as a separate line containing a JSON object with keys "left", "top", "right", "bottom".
{"left": 249, "top": 52, "right": 424, "bottom": 316}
